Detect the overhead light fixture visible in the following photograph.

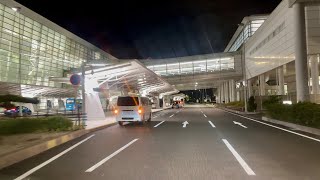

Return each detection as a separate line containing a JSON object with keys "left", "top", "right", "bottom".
{"left": 12, "top": 7, "right": 21, "bottom": 12}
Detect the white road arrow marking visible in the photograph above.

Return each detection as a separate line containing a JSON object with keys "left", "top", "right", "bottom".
{"left": 182, "top": 121, "right": 189, "bottom": 128}
{"left": 233, "top": 121, "right": 247, "bottom": 128}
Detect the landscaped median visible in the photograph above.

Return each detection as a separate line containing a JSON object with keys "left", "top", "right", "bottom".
{"left": 262, "top": 96, "right": 320, "bottom": 130}
{"left": 0, "top": 116, "right": 116, "bottom": 169}
{"left": 0, "top": 116, "right": 77, "bottom": 135}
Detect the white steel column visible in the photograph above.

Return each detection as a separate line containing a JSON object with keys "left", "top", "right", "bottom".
{"left": 310, "top": 55, "right": 319, "bottom": 94}
{"left": 293, "top": 2, "right": 309, "bottom": 102}
{"left": 259, "top": 74, "right": 266, "bottom": 96}
{"left": 277, "top": 66, "right": 285, "bottom": 95}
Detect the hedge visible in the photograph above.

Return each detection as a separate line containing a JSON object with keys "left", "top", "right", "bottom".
{"left": 263, "top": 96, "right": 320, "bottom": 129}
{"left": 0, "top": 116, "right": 74, "bottom": 135}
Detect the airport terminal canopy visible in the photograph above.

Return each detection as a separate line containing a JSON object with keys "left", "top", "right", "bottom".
{"left": 83, "top": 60, "right": 178, "bottom": 96}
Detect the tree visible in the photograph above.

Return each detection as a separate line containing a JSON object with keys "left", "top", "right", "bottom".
{"left": 0, "top": 94, "right": 39, "bottom": 109}
{"left": 247, "top": 96, "right": 257, "bottom": 112}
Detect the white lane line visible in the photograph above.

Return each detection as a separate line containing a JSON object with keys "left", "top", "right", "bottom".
{"left": 14, "top": 134, "right": 95, "bottom": 180}
{"left": 153, "top": 116, "right": 158, "bottom": 118}
{"left": 203, "top": 114, "right": 207, "bottom": 118}
{"left": 233, "top": 121, "right": 248, "bottom": 128}
{"left": 208, "top": 121, "right": 216, "bottom": 128}
{"left": 169, "top": 114, "right": 175, "bottom": 118}
{"left": 224, "top": 110, "right": 320, "bottom": 143}
{"left": 85, "top": 138, "right": 139, "bottom": 172}
{"left": 222, "top": 139, "right": 256, "bottom": 176}
{"left": 154, "top": 121, "right": 165, "bottom": 128}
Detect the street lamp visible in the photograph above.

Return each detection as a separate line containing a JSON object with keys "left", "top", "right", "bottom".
{"left": 13, "top": 7, "right": 23, "bottom": 116}
{"left": 238, "top": 22, "right": 248, "bottom": 113}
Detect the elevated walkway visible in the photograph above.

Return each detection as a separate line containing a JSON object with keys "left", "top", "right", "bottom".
{"left": 140, "top": 52, "right": 243, "bottom": 90}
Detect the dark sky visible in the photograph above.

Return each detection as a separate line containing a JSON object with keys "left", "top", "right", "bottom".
{"left": 16, "top": 0, "right": 281, "bottom": 59}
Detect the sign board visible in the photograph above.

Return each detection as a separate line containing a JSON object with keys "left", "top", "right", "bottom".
{"left": 70, "top": 74, "right": 81, "bottom": 86}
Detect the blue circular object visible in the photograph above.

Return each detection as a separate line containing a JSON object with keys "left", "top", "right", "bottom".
{"left": 70, "top": 74, "right": 81, "bottom": 86}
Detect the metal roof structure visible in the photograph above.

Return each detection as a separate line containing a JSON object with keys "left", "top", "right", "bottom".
{"left": 84, "top": 60, "right": 178, "bottom": 96}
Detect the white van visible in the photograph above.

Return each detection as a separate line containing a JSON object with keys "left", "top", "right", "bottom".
{"left": 115, "top": 96, "right": 152, "bottom": 125}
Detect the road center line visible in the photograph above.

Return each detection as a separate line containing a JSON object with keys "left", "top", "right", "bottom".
{"left": 85, "top": 138, "right": 139, "bottom": 172}
{"left": 14, "top": 134, "right": 96, "bottom": 180}
{"left": 203, "top": 114, "right": 207, "bottom": 118}
{"left": 224, "top": 110, "right": 320, "bottom": 143}
{"left": 208, "top": 121, "right": 216, "bottom": 128}
{"left": 222, "top": 139, "right": 256, "bottom": 176}
{"left": 154, "top": 121, "right": 165, "bottom": 128}
{"left": 169, "top": 114, "right": 175, "bottom": 118}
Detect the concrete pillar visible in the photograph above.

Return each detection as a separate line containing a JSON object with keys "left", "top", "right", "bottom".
{"left": 155, "top": 96, "right": 160, "bottom": 109}
{"left": 162, "top": 97, "right": 166, "bottom": 108}
{"left": 221, "top": 83, "right": 225, "bottom": 103}
{"left": 224, "top": 82, "right": 229, "bottom": 103}
{"left": 248, "top": 79, "right": 253, "bottom": 97}
{"left": 259, "top": 74, "right": 266, "bottom": 96}
{"left": 229, "top": 80, "right": 236, "bottom": 102}
{"left": 293, "top": 2, "right": 309, "bottom": 102}
{"left": 311, "top": 55, "right": 319, "bottom": 94}
{"left": 277, "top": 66, "right": 285, "bottom": 95}
{"left": 216, "top": 86, "right": 221, "bottom": 103}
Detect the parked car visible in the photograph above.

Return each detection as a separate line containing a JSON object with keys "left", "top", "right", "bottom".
{"left": 171, "top": 101, "right": 180, "bottom": 109}
{"left": 4, "top": 106, "right": 32, "bottom": 116}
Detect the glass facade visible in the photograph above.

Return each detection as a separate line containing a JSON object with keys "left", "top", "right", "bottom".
{"left": 0, "top": 3, "right": 112, "bottom": 88}
{"left": 147, "top": 56, "right": 235, "bottom": 77}
{"left": 228, "top": 19, "right": 265, "bottom": 52}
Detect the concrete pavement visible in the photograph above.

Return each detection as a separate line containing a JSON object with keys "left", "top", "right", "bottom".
{"left": 1, "top": 106, "right": 320, "bottom": 180}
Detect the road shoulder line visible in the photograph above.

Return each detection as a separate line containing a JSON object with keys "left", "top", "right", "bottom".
{"left": 14, "top": 134, "right": 96, "bottom": 180}
{"left": 223, "top": 110, "right": 320, "bottom": 143}
{"left": 222, "top": 139, "right": 255, "bottom": 176}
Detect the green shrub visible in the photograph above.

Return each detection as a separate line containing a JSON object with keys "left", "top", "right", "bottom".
{"left": 45, "top": 116, "right": 73, "bottom": 131}
{"left": 247, "top": 96, "right": 257, "bottom": 112}
{"left": 0, "top": 116, "right": 73, "bottom": 135}
{"left": 263, "top": 96, "right": 320, "bottom": 129}
{"left": 226, "top": 101, "right": 244, "bottom": 108}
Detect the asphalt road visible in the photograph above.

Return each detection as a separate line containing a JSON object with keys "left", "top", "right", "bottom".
{"left": 1, "top": 105, "right": 320, "bottom": 180}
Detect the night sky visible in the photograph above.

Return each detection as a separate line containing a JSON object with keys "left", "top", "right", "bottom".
{"left": 16, "top": 0, "right": 281, "bottom": 59}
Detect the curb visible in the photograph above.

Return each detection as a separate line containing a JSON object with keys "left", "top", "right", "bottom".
{"left": 220, "top": 107, "right": 260, "bottom": 115}
{"left": 0, "top": 121, "right": 117, "bottom": 170}
{"left": 262, "top": 117, "right": 320, "bottom": 136}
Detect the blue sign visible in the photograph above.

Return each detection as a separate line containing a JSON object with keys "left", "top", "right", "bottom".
{"left": 70, "top": 74, "right": 81, "bottom": 86}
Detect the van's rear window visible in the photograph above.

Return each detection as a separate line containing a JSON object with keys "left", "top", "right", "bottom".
{"left": 117, "top": 97, "right": 139, "bottom": 106}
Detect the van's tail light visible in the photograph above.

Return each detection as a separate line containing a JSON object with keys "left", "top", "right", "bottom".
{"left": 114, "top": 109, "right": 118, "bottom": 114}
{"left": 138, "top": 106, "right": 143, "bottom": 114}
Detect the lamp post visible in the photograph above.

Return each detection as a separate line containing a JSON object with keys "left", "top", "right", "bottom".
{"left": 238, "top": 22, "right": 248, "bottom": 113}
{"left": 81, "top": 62, "right": 86, "bottom": 126}
{"left": 12, "top": 7, "right": 23, "bottom": 116}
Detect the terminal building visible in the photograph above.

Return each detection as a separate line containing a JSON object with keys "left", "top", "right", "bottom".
{"left": 0, "top": 0, "right": 320, "bottom": 116}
